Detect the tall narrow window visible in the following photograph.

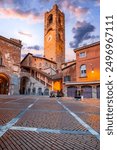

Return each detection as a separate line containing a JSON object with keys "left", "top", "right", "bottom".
{"left": 48, "top": 14, "right": 53, "bottom": 26}
{"left": 0, "top": 52, "right": 2, "bottom": 66}
{"left": 80, "top": 65, "right": 86, "bottom": 77}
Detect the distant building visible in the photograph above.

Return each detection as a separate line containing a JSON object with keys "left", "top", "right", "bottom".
{"left": 63, "top": 42, "right": 100, "bottom": 99}
{"left": 20, "top": 53, "right": 62, "bottom": 95}
{"left": 0, "top": 36, "right": 22, "bottom": 95}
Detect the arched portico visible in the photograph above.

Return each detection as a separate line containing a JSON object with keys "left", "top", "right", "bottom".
{"left": 20, "top": 76, "right": 30, "bottom": 94}
{"left": 0, "top": 73, "right": 9, "bottom": 94}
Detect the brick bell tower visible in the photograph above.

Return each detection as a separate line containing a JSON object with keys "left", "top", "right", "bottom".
{"left": 44, "top": 4, "right": 65, "bottom": 68}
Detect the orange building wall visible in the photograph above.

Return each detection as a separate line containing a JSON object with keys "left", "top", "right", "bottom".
{"left": 62, "top": 64, "right": 76, "bottom": 82}
{"left": 76, "top": 43, "right": 100, "bottom": 82}
{"left": 53, "top": 80, "right": 62, "bottom": 91}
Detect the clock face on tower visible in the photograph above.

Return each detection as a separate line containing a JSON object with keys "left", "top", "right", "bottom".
{"left": 47, "top": 34, "right": 52, "bottom": 42}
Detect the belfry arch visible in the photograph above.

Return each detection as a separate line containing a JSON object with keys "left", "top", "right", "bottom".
{"left": 0, "top": 73, "right": 9, "bottom": 94}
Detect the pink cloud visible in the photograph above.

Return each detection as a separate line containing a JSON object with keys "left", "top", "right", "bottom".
{"left": 18, "top": 31, "right": 32, "bottom": 37}
{"left": 0, "top": 8, "right": 44, "bottom": 23}
{"left": 61, "top": 0, "right": 88, "bottom": 17}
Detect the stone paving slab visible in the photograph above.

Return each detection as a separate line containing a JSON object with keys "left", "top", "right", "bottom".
{"left": 60, "top": 98, "right": 100, "bottom": 106}
{"left": 30, "top": 102, "right": 65, "bottom": 111}
{"left": 0, "top": 103, "right": 29, "bottom": 109}
{"left": 0, "top": 98, "right": 16, "bottom": 103}
{"left": 62, "top": 103, "right": 99, "bottom": 114}
{"left": 0, "top": 110, "right": 21, "bottom": 125}
{"left": 14, "top": 98, "right": 37, "bottom": 104}
{"left": 58, "top": 98, "right": 100, "bottom": 133}
{"left": 0, "top": 96, "right": 37, "bottom": 103}
{"left": 76, "top": 113, "right": 100, "bottom": 133}
{"left": 0, "top": 96, "right": 100, "bottom": 149}
{"left": 15, "top": 111, "right": 87, "bottom": 131}
{"left": 0, "top": 130, "right": 100, "bottom": 150}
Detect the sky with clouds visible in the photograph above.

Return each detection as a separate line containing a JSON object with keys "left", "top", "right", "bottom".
{"left": 0, "top": 0, "right": 100, "bottom": 61}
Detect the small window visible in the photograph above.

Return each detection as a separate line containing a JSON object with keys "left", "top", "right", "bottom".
{"left": 79, "top": 52, "right": 86, "bottom": 58}
{"left": 58, "top": 16, "right": 61, "bottom": 24}
{"left": 80, "top": 65, "right": 86, "bottom": 77}
{"left": 58, "top": 15, "right": 62, "bottom": 26}
{"left": 64, "top": 76, "right": 71, "bottom": 82}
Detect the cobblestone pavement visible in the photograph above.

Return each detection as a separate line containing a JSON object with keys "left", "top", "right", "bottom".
{"left": 0, "top": 95, "right": 100, "bottom": 150}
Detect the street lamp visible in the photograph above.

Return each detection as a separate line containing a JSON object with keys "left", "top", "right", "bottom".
{"left": 90, "top": 64, "right": 94, "bottom": 73}
{"left": 91, "top": 68, "right": 94, "bottom": 73}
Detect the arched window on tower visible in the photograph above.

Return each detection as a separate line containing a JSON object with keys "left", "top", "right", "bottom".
{"left": 48, "top": 14, "right": 53, "bottom": 26}
{"left": 0, "top": 52, "right": 2, "bottom": 66}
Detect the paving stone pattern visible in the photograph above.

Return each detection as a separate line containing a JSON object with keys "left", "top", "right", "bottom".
{"left": 0, "top": 96, "right": 100, "bottom": 150}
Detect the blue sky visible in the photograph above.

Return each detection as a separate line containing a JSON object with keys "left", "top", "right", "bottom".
{"left": 0, "top": 0, "right": 100, "bottom": 61}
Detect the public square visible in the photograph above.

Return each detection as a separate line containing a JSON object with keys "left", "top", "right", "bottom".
{"left": 0, "top": 95, "right": 100, "bottom": 150}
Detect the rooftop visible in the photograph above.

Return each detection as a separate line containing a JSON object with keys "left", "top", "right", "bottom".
{"left": 0, "top": 35, "right": 22, "bottom": 48}
{"left": 74, "top": 41, "right": 100, "bottom": 53}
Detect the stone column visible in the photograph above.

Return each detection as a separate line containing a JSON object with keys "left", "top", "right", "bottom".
{"left": 92, "top": 85, "right": 97, "bottom": 98}
{"left": 9, "top": 84, "right": 14, "bottom": 95}
{"left": 52, "top": 81, "right": 54, "bottom": 91}
{"left": 63, "top": 85, "right": 67, "bottom": 97}
{"left": 45, "top": 77, "right": 47, "bottom": 87}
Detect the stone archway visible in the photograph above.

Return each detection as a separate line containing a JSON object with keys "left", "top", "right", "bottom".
{"left": 44, "top": 88, "right": 49, "bottom": 96}
{"left": 0, "top": 73, "right": 9, "bottom": 94}
{"left": 20, "top": 76, "right": 29, "bottom": 94}
{"left": 38, "top": 88, "right": 42, "bottom": 95}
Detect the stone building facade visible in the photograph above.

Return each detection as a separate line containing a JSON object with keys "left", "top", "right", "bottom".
{"left": 20, "top": 53, "right": 62, "bottom": 95}
{"left": 21, "top": 53, "right": 57, "bottom": 71}
{"left": 0, "top": 36, "right": 22, "bottom": 95}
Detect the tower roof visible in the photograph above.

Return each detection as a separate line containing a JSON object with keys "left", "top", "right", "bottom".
{"left": 53, "top": 4, "right": 58, "bottom": 9}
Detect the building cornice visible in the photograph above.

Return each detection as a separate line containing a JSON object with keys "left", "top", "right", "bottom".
{"left": 21, "top": 53, "right": 57, "bottom": 65}
{"left": 74, "top": 41, "right": 100, "bottom": 53}
{"left": 0, "top": 35, "right": 22, "bottom": 48}
{"left": 62, "top": 62, "right": 76, "bottom": 70}
{"left": 64, "top": 81, "right": 100, "bottom": 85}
